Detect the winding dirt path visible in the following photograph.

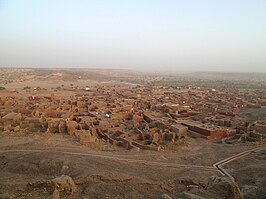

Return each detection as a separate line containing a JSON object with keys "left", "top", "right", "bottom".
{"left": 1, "top": 146, "right": 265, "bottom": 178}
{"left": 0, "top": 149, "right": 215, "bottom": 170}
{"left": 213, "top": 147, "right": 266, "bottom": 181}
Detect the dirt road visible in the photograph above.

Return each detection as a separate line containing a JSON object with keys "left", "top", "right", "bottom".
{"left": 1, "top": 146, "right": 265, "bottom": 176}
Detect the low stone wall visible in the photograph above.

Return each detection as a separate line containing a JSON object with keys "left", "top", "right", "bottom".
{"left": 131, "top": 141, "right": 160, "bottom": 151}
{"left": 115, "top": 137, "right": 140, "bottom": 151}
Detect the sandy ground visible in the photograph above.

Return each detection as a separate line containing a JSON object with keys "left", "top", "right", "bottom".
{"left": 0, "top": 133, "right": 265, "bottom": 198}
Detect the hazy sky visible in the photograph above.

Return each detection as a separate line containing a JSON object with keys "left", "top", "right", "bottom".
{"left": 0, "top": 0, "right": 265, "bottom": 72}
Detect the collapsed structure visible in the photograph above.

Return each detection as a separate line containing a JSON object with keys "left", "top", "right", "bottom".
{"left": 0, "top": 83, "right": 265, "bottom": 150}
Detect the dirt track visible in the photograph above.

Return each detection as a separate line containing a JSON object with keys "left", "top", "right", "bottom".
{"left": 2, "top": 146, "right": 265, "bottom": 176}
{"left": 1, "top": 135, "right": 265, "bottom": 198}
{"left": 213, "top": 147, "right": 266, "bottom": 180}
{"left": 0, "top": 149, "right": 216, "bottom": 170}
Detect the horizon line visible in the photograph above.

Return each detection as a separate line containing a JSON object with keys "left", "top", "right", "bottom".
{"left": 0, "top": 66, "right": 265, "bottom": 74}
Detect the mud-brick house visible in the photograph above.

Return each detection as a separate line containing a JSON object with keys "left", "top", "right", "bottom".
{"left": 0, "top": 106, "right": 17, "bottom": 117}
{"left": 2, "top": 112, "right": 22, "bottom": 126}
{"left": 111, "top": 112, "right": 131, "bottom": 121}
{"left": 169, "top": 124, "right": 188, "bottom": 136}
{"left": 96, "top": 120, "right": 112, "bottom": 133}
{"left": 46, "top": 118, "right": 61, "bottom": 133}
{"left": 93, "top": 101, "right": 107, "bottom": 111}
{"left": 90, "top": 118, "right": 124, "bottom": 134}
{"left": 44, "top": 110, "right": 61, "bottom": 118}
{"left": 22, "top": 117, "right": 46, "bottom": 132}
{"left": 61, "top": 112, "right": 73, "bottom": 120}
{"left": 77, "top": 116, "right": 97, "bottom": 129}
{"left": 17, "top": 106, "right": 32, "bottom": 116}
{"left": 77, "top": 101, "right": 88, "bottom": 113}
{"left": 66, "top": 120, "right": 80, "bottom": 135}
{"left": 182, "top": 121, "right": 236, "bottom": 141}
{"left": 77, "top": 129, "right": 98, "bottom": 144}
{"left": 132, "top": 113, "right": 143, "bottom": 122}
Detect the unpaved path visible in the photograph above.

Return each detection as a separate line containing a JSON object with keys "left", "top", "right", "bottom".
{"left": 1, "top": 146, "right": 265, "bottom": 175}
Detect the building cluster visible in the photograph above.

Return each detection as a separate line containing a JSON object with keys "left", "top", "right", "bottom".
{"left": 0, "top": 84, "right": 265, "bottom": 150}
